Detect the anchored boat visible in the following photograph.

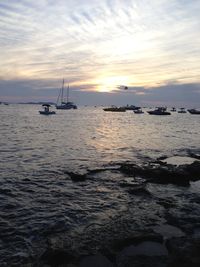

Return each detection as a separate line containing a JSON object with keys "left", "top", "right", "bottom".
{"left": 188, "top": 109, "right": 200, "bottom": 114}
{"left": 103, "top": 106, "right": 126, "bottom": 112}
{"left": 147, "top": 107, "right": 171, "bottom": 115}
{"left": 56, "top": 79, "right": 77, "bottom": 110}
{"left": 39, "top": 104, "right": 56, "bottom": 115}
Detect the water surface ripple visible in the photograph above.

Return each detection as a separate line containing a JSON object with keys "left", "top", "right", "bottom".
{"left": 0, "top": 104, "right": 199, "bottom": 265}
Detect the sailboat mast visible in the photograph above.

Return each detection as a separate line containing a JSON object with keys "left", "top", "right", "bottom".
{"left": 61, "top": 79, "right": 64, "bottom": 103}
{"left": 67, "top": 84, "right": 69, "bottom": 103}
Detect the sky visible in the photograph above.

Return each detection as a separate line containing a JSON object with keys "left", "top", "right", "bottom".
{"left": 0, "top": 0, "right": 200, "bottom": 106}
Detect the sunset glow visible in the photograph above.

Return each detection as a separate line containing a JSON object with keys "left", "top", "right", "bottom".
{"left": 0, "top": 0, "right": 200, "bottom": 105}
{"left": 95, "top": 75, "right": 131, "bottom": 92}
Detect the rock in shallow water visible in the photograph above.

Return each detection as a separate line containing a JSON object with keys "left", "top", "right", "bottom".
{"left": 40, "top": 248, "right": 74, "bottom": 266}
{"left": 166, "top": 236, "right": 200, "bottom": 267}
{"left": 119, "top": 161, "right": 200, "bottom": 186}
{"left": 79, "top": 253, "right": 114, "bottom": 267}
{"left": 64, "top": 171, "right": 87, "bottom": 182}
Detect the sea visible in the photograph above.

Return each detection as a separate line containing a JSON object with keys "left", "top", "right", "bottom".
{"left": 0, "top": 104, "right": 200, "bottom": 266}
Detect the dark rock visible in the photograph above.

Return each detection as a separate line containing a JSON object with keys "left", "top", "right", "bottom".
{"left": 127, "top": 185, "right": 151, "bottom": 197}
{"left": 116, "top": 255, "right": 168, "bottom": 267}
{"left": 40, "top": 248, "right": 74, "bottom": 266}
{"left": 166, "top": 236, "right": 200, "bottom": 267}
{"left": 79, "top": 253, "right": 114, "bottom": 267}
{"left": 10, "top": 252, "right": 30, "bottom": 266}
{"left": 148, "top": 168, "right": 190, "bottom": 186}
{"left": 156, "top": 199, "right": 176, "bottom": 209}
{"left": 164, "top": 211, "right": 200, "bottom": 235}
{"left": 119, "top": 163, "right": 190, "bottom": 186}
{"left": 152, "top": 160, "right": 168, "bottom": 166}
{"left": 110, "top": 232, "right": 163, "bottom": 251}
{"left": 188, "top": 152, "right": 200, "bottom": 160}
{"left": 119, "top": 180, "right": 143, "bottom": 188}
{"left": 88, "top": 166, "right": 120, "bottom": 174}
{"left": 184, "top": 161, "right": 200, "bottom": 181}
{"left": 64, "top": 171, "right": 87, "bottom": 182}
{"left": 157, "top": 156, "right": 168, "bottom": 161}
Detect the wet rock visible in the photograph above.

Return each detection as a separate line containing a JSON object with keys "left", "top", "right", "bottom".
{"left": 152, "top": 160, "right": 168, "bottom": 166}
{"left": 153, "top": 224, "right": 185, "bottom": 240}
{"left": 64, "top": 171, "right": 87, "bottom": 182}
{"left": 184, "top": 161, "right": 200, "bottom": 181}
{"left": 119, "top": 179, "right": 144, "bottom": 188}
{"left": 116, "top": 240, "right": 168, "bottom": 267}
{"left": 78, "top": 253, "right": 114, "bottom": 267}
{"left": 164, "top": 212, "right": 200, "bottom": 235}
{"left": 10, "top": 252, "right": 30, "bottom": 266}
{"left": 116, "top": 255, "right": 168, "bottom": 267}
{"left": 110, "top": 232, "right": 163, "bottom": 252}
{"left": 157, "top": 156, "right": 168, "bottom": 161}
{"left": 127, "top": 185, "right": 151, "bottom": 197}
{"left": 88, "top": 166, "right": 120, "bottom": 174}
{"left": 156, "top": 199, "right": 176, "bottom": 209}
{"left": 166, "top": 236, "right": 200, "bottom": 267}
{"left": 119, "top": 163, "right": 145, "bottom": 177}
{"left": 40, "top": 248, "right": 74, "bottom": 266}
{"left": 119, "top": 163, "right": 190, "bottom": 186}
{"left": 188, "top": 152, "right": 200, "bottom": 160}
{"left": 148, "top": 169, "right": 190, "bottom": 186}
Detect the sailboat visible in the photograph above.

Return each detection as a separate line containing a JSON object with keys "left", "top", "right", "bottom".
{"left": 56, "top": 79, "right": 77, "bottom": 110}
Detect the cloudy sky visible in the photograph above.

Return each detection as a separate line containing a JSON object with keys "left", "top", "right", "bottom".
{"left": 0, "top": 0, "right": 200, "bottom": 106}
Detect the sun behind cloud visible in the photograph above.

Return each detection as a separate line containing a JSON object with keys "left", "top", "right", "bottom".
{"left": 95, "top": 75, "right": 131, "bottom": 92}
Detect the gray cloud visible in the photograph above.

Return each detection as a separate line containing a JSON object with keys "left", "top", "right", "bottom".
{"left": 0, "top": 79, "right": 199, "bottom": 108}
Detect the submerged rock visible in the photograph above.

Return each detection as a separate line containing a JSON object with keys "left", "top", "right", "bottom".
{"left": 79, "top": 253, "right": 114, "bottom": 267}
{"left": 127, "top": 185, "right": 151, "bottom": 197}
{"left": 110, "top": 232, "right": 163, "bottom": 252}
{"left": 116, "top": 255, "right": 168, "bottom": 267}
{"left": 64, "top": 171, "right": 87, "bottom": 182}
{"left": 166, "top": 236, "right": 200, "bottom": 267}
{"left": 184, "top": 161, "right": 200, "bottom": 181}
{"left": 119, "top": 161, "right": 200, "bottom": 186}
{"left": 40, "top": 248, "right": 74, "bottom": 266}
{"left": 188, "top": 152, "right": 200, "bottom": 160}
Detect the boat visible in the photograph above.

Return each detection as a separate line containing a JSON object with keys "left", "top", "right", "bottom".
{"left": 178, "top": 108, "right": 187, "bottom": 113}
{"left": 103, "top": 106, "right": 126, "bottom": 112}
{"left": 134, "top": 108, "right": 144, "bottom": 114}
{"left": 187, "top": 109, "right": 200, "bottom": 114}
{"left": 147, "top": 107, "right": 171, "bottom": 115}
{"left": 56, "top": 79, "right": 77, "bottom": 110}
{"left": 171, "top": 107, "right": 176, "bottom": 112}
{"left": 122, "top": 105, "right": 141, "bottom": 110}
{"left": 39, "top": 104, "right": 56, "bottom": 115}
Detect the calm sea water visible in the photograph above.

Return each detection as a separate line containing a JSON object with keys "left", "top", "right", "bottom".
{"left": 0, "top": 104, "right": 199, "bottom": 265}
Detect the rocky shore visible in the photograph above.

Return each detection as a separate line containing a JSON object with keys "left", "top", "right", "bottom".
{"left": 8, "top": 156, "right": 200, "bottom": 267}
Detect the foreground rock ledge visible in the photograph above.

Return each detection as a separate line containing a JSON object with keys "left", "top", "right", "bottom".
{"left": 119, "top": 160, "right": 200, "bottom": 186}
{"left": 39, "top": 235, "right": 200, "bottom": 267}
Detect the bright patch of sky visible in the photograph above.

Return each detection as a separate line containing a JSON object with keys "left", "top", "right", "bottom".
{"left": 0, "top": 0, "right": 200, "bottom": 102}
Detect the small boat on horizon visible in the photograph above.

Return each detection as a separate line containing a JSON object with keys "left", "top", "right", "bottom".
{"left": 147, "top": 107, "right": 171, "bottom": 115}
{"left": 134, "top": 108, "right": 144, "bottom": 114}
{"left": 39, "top": 104, "right": 56, "bottom": 115}
{"left": 56, "top": 79, "right": 77, "bottom": 110}
{"left": 171, "top": 107, "right": 176, "bottom": 112}
{"left": 103, "top": 106, "right": 126, "bottom": 112}
{"left": 122, "top": 104, "right": 141, "bottom": 111}
{"left": 178, "top": 108, "right": 187, "bottom": 113}
{"left": 187, "top": 109, "right": 200, "bottom": 114}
